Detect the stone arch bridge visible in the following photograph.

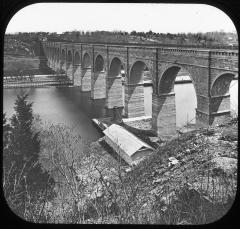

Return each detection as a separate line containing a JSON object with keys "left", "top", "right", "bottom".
{"left": 42, "top": 41, "right": 238, "bottom": 139}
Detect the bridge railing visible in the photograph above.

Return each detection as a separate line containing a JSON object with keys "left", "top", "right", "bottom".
{"left": 44, "top": 39, "right": 238, "bottom": 50}
{"left": 43, "top": 41, "right": 238, "bottom": 58}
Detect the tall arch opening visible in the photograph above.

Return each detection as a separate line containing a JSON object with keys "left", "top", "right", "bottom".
{"left": 106, "top": 57, "right": 124, "bottom": 109}
{"left": 229, "top": 77, "right": 238, "bottom": 115}
{"left": 56, "top": 48, "right": 60, "bottom": 62}
{"left": 74, "top": 52, "right": 81, "bottom": 65}
{"left": 82, "top": 53, "right": 91, "bottom": 68}
{"left": 60, "top": 49, "right": 66, "bottom": 73}
{"left": 174, "top": 68, "right": 197, "bottom": 129}
{"left": 153, "top": 65, "right": 197, "bottom": 138}
{"left": 125, "top": 61, "right": 147, "bottom": 117}
{"left": 91, "top": 55, "right": 106, "bottom": 99}
{"left": 61, "top": 49, "right": 65, "bottom": 62}
{"left": 210, "top": 73, "right": 237, "bottom": 124}
{"left": 81, "top": 53, "right": 92, "bottom": 91}
{"left": 73, "top": 51, "right": 81, "bottom": 86}
{"left": 65, "top": 50, "right": 73, "bottom": 79}
{"left": 52, "top": 48, "right": 57, "bottom": 71}
{"left": 66, "top": 50, "right": 72, "bottom": 67}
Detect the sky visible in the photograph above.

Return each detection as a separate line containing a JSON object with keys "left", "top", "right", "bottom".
{"left": 5, "top": 3, "right": 237, "bottom": 34}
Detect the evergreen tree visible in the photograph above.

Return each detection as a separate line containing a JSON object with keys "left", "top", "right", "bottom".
{"left": 9, "top": 94, "right": 39, "bottom": 165}
{"left": 3, "top": 94, "right": 54, "bottom": 220}
{"left": 3, "top": 113, "right": 12, "bottom": 171}
{"left": 3, "top": 112, "right": 11, "bottom": 151}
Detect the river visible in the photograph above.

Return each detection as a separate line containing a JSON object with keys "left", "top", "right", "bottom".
{"left": 3, "top": 80, "right": 238, "bottom": 142}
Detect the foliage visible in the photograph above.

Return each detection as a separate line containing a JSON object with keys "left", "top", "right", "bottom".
{"left": 5, "top": 30, "right": 238, "bottom": 48}
{"left": 3, "top": 95, "right": 237, "bottom": 223}
{"left": 220, "top": 128, "right": 238, "bottom": 141}
{"left": 3, "top": 94, "right": 54, "bottom": 222}
{"left": 3, "top": 113, "right": 11, "bottom": 150}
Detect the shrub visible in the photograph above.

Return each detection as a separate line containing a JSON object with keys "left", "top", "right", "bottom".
{"left": 220, "top": 128, "right": 238, "bottom": 141}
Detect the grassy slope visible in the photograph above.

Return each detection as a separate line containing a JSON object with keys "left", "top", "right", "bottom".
{"left": 4, "top": 56, "right": 40, "bottom": 73}
{"left": 4, "top": 38, "right": 43, "bottom": 76}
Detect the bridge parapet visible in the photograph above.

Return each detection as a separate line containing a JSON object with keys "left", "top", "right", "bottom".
{"left": 210, "top": 50, "right": 238, "bottom": 57}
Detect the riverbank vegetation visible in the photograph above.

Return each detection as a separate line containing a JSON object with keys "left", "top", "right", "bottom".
{"left": 3, "top": 94, "right": 238, "bottom": 224}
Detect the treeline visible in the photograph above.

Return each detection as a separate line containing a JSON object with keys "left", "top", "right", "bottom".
{"left": 5, "top": 30, "right": 238, "bottom": 47}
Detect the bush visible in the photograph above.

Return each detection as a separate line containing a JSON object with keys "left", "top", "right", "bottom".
{"left": 202, "top": 128, "right": 215, "bottom": 136}
{"left": 220, "top": 128, "right": 238, "bottom": 141}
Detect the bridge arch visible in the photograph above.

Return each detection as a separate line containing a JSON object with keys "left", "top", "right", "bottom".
{"left": 94, "top": 55, "right": 104, "bottom": 72}
{"left": 67, "top": 50, "right": 72, "bottom": 63}
{"left": 106, "top": 57, "right": 125, "bottom": 109}
{"left": 74, "top": 51, "right": 81, "bottom": 65}
{"left": 210, "top": 72, "right": 236, "bottom": 118}
{"left": 72, "top": 51, "right": 81, "bottom": 86}
{"left": 124, "top": 61, "right": 150, "bottom": 117}
{"left": 81, "top": 52, "right": 92, "bottom": 91}
{"left": 158, "top": 64, "right": 197, "bottom": 95}
{"left": 211, "top": 72, "right": 235, "bottom": 97}
{"left": 91, "top": 54, "right": 106, "bottom": 99}
{"left": 82, "top": 52, "right": 91, "bottom": 68}
{"left": 153, "top": 64, "right": 198, "bottom": 138}
{"left": 129, "top": 61, "right": 148, "bottom": 84}
{"left": 61, "top": 49, "right": 66, "bottom": 62}
{"left": 109, "top": 57, "right": 125, "bottom": 77}
{"left": 52, "top": 48, "right": 57, "bottom": 70}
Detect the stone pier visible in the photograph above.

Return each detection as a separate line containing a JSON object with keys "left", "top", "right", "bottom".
{"left": 124, "top": 83, "right": 145, "bottom": 118}
{"left": 152, "top": 92, "right": 176, "bottom": 139}
{"left": 60, "top": 61, "right": 67, "bottom": 73}
{"left": 106, "top": 75, "right": 123, "bottom": 108}
{"left": 81, "top": 67, "right": 92, "bottom": 91}
{"left": 55, "top": 60, "right": 61, "bottom": 73}
{"left": 66, "top": 62, "right": 73, "bottom": 80}
{"left": 73, "top": 64, "right": 82, "bottom": 86}
{"left": 91, "top": 71, "right": 106, "bottom": 99}
{"left": 196, "top": 94, "right": 231, "bottom": 127}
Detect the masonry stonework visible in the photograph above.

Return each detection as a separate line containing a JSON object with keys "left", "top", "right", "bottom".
{"left": 43, "top": 41, "right": 238, "bottom": 139}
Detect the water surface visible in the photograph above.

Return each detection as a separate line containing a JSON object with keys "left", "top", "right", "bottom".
{"left": 4, "top": 80, "right": 238, "bottom": 141}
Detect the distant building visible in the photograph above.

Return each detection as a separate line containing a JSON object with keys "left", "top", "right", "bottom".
{"left": 103, "top": 124, "right": 154, "bottom": 165}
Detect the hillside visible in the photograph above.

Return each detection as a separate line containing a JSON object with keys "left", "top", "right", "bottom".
{"left": 4, "top": 37, "right": 52, "bottom": 77}
{"left": 119, "top": 117, "right": 238, "bottom": 224}
{"left": 4, "top": 37, "right": 35, "bottom": 57}
{"left": 87, "top": 116, "right": 238, "bottom": 224}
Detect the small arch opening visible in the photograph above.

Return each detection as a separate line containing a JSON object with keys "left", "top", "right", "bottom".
{"left": 61, "top": 49, "right": 65, "bottom": 62}
{"left": 129, "top": 61, "right": 147, "bottom": 84}
{"left": 74, "top": 52, "right": 81, "bottom": 65}
{"left": 82, "top": 53, "right": 91, "bottom": 68}
{"left": 67, "top": 50, "right": 72, "bottom": 63}
{"left": 94, "top": 55, "right": 104, "bottom": 72}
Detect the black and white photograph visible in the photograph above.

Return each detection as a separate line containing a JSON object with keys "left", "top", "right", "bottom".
{"left": 2, "top": 2, "right": 238, "bottom": 224}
